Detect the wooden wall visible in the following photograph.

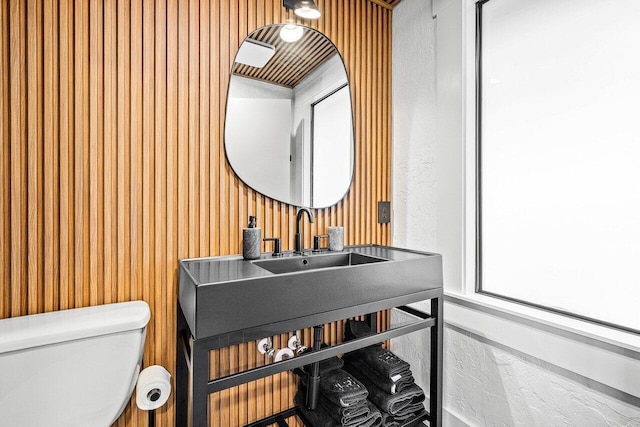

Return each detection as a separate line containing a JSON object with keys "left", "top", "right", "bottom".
{"left": 0, "top": 0, "right": 392, "bottom": 425}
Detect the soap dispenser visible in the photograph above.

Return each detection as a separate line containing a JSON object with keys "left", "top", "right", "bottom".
{"left": 243, "top": 216, "right": 262, "bottom": 260}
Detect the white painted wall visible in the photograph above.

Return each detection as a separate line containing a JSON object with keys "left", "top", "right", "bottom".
{"left": 226, "top": 77, "right": 293, "bottom": 203}
{"left": 391, "top": 0, "right": 436, "bottom": 252}
{"left": 391, "top": 0, "right": 464, "bottom": 294}
{"left": 391, "top": 0, "right": 640, "bottom": 425}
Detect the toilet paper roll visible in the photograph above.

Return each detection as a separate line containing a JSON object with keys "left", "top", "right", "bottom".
{"left": 136, "top": 365, "right": 172, "bottom": 411}
{"left": 274, "top": 348, "right": 295, "bottom": 362}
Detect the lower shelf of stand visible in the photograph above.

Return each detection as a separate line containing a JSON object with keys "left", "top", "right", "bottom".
{"left": 244, "top": 405, "right": 430, "bottom": 427}
{"left": 176, "top": 290, "right": 444, "bottom": 426}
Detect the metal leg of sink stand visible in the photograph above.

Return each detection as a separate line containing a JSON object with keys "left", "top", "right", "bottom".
{"left": 305, "top": 325, "right": 324, "bottom": 410}
{"left": 176, "top": 303, "right": 209, "bottom": 427}
{"left": 176, "top": 305, "right": 189, "bottom": 426}
{"left": 191, "top": 340, "right": 209, "bottom": 427}
{"left": 430, "top": 296, "right": 443, "bottom": 427}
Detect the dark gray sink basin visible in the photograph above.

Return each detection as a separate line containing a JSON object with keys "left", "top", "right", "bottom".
{"left": 252, "top": 252, "right": 386, "bottom": 274}
{"left": 179, "top": 245, "right": 443, "bottom": 339}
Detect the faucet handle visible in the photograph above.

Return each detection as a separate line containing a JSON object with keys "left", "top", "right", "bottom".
{"left": 312, "top": 234, "right": 329, "bottom": 253}
{"left": 263, "top": 237, "right": 282, "bottom": 257}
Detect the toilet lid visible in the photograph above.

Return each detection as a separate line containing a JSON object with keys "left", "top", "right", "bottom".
{"left": 0, "top": 301, "right": 150, "bottom": 353}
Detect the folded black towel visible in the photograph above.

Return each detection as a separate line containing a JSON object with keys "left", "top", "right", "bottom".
{"left": 319, "top": 394, "right": 370, "bottom": 425}
{"left": 344, "top": 358, "right": 414, "bottom": 394}
{"left": 362, "top": 400, "right": 383, "bottom": 427}
{"left": 393, "top": 401, "right": 427, "bottom": 419}
{"left": 382, "top": 409, "right": 428, "bottom": 427}
{"left": 372, "top": 382, "right": 424, "bottom": 416}
{"left": 319, "top": 397, "right": 378, "bottom": 427}
{"left": 295, "top": 392, "right": 382, "bottom": 427}
{"left": 344, "top": 319, "right": 379, "bottom": 342}
{"left": 343, "top": 344, "right": 411, "bottom": 379}
{"left": 293, "top": 344, "right": 345, "bottom": 378}
{"left": 344, "top": 364, "right": 425, "bottom": 415}
{"left": 381, "top": 412, "right": 402, "bottom": 427}
{"left": 319, "top": 368, "right": 368, "bottom": 408}
{"left": 295, "top": 391, "right": 341, "bottom": 427}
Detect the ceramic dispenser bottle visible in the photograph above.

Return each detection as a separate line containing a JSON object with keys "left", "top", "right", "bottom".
{"left": 243, "top": 216, "right": 262, "bottom": 260}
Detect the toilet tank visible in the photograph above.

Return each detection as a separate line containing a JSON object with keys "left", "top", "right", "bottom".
{"left": 0, "top": 301, "right": 151, "bottom": 427}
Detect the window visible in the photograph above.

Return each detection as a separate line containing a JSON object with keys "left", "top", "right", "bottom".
{"left": 477, "top": 0, "right": 640, "bottom": 332}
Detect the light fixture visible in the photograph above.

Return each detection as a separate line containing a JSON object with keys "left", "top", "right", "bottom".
{"left": 279, "top": 23, "right": 304, "bottom": 43}
{"left": 283, "top": 0, "right": 321, "bottom": 20}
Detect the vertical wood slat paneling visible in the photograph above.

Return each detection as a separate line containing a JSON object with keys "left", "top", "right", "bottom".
{"left": 117, "top": 0, "right": 131, "bottom": 305}
{"left": 75, "top": 0, "right": 89, "bottom": 308}
{"left": 0, "top": 0, "right": 9, "bottom": 319}
{"left": 0, "top": 1, "right": 392, "bottom": 425}
{"left": 59, "top": 0, "right": 73, "bottom": 310}
{"left": 165, "top": 0, "right": 179, "bottom": 425}
{"left": 104, "top": 0, "right": 116, "bottom": 307}
{"left": 9, "top": 0, "right": 26, "bottom": 318}
{"left": 26, "top": 0, "right": 43, "bottom": 315}
{"left": 154, "top": 0, "right": 169, "bottom": 421}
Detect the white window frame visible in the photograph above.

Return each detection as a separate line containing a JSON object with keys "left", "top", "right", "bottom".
{"left": 442, "top": 0, "right": 640, "bottom": 400}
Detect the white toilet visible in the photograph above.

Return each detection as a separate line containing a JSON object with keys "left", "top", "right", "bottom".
{"left": 0, "top": 301, "right": 151, "bottom": 427}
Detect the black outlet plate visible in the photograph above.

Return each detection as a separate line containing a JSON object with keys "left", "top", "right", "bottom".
{"left": 378, "top": 201, "right": 391, "bottom": 224}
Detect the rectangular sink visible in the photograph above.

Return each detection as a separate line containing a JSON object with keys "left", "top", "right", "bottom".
{"left": 252, "top": 252, "right": 386, "bottom": 274}
{"left": 179, "top": 245, "right": 443, "bottom": 339}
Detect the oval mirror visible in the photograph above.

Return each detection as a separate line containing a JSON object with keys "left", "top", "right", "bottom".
{"left": 225, "top": 24, "right": 354, "bottom": 208}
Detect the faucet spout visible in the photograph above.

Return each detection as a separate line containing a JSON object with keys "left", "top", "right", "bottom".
{"left": 295, "top": 208, "right": 314, "bottom": 254}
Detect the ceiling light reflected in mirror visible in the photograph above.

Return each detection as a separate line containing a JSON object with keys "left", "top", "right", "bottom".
{"left": 280, "top": 23, "right": 304, "bottom": 43}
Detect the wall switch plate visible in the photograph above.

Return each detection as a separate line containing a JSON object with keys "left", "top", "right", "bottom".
{"left": 378, "top": 201, "right": 391, "bottom": 224}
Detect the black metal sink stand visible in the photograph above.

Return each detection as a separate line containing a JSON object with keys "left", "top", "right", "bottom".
{"left": 176, "top": 288, "right": 443, "bottom": 427}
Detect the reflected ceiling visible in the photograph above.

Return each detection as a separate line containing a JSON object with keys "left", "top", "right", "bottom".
{"left": 231, "top": 0, "right": 403, "bottom": 88}
{"left": 231, "top": 26, "right": 336, "bottom": 89}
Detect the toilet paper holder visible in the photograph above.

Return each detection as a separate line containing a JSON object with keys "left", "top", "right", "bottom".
{"left": 147, "top": 388, "right": 162, "bottom": 403}
{"left": 136, "top": 364, "right": 172, "bottom": 427}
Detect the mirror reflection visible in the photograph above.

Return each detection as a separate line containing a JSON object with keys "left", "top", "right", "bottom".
{"left": 225, "top": 24, "right": 354, "bottom": 208}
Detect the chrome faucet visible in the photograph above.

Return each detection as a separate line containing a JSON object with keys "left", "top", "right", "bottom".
{"left": 294, "top": 208, "right": 314, "bottom": 254}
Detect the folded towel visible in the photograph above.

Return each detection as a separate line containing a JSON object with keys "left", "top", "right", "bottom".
{"left": 295, "top": 391, "right": 341, "bottom": 427}
{"left": 319, "top": 397, "right": 375, "bottom": 427}
{"left": 344, "top": 319, "right": 379, "bottom": 342}
{"left": 343, "top": 344, "right": 411, "bottom": 379}
{"left": 319, "top": 368, "right": 368, "bottom": 408}
{"left": 294, "top": 344, "right": 345, "bottom": 378}
{"left": 319, "top": 394, "right": 370, "bottom": 425}
{"left": 381, "top": 412, "right": 402, "bottom": 427}
{"left": 361, "top": 400, "right": 383, "bottom": 427}
{"left": 295, "top": 392, "right": 382, "bottom": 427}
{"left": 344, "top": 364, "right": 425, "bottom": 415}
{"left": 392, "top": 400, "right": 426, "bottom": 418}
{"left": 372, "top": 383, "right": 424, "bottom": 416}
{"left": 381, "top": 409, "right": 428, "bottom": 427}
{"left": 344, "top": 358, "right": 414, "bottom": 394}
